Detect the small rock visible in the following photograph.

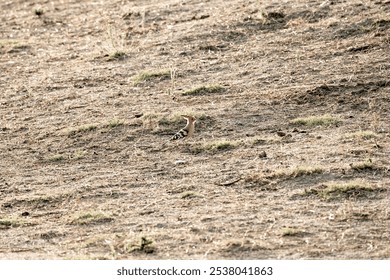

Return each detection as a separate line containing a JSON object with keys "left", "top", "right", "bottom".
{"left": 21, "top": 211, "right": 30, "bottom": 216}
{"left": 174, "top": 160, "right": 187, "bottom": 165}
{"left": 134, "top": 112, "right": 143, "bottom": 118}
{"left": 276, "top": 131, "right": 286, "bottom": 137}
{"left": 259, "top": 151, "right": 267, "bottom": 158}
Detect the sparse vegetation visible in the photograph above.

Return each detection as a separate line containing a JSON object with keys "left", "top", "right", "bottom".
{"left": 133, "top": 70, "right": 171, "bottom": 84}
{"left": 0, "top": 40, "right": 31, "bottom": 53}
{"left": 257, "top": 8, "right": 285, "bottom": 24}
{"left": 157, "top": 115, "right": 185, "bottom": 126}
{"left": 127, "top": 237, "right": 155, "bottom": 254}
{"left": 0, "top": 39, "right": 19, "bottom": 48}
{"left": 106, "top": 118, "right": 124, "bottom": 128}
{"left": 0, "top": 219, "right": 21, "bottom": 229}
{"left": 141, "top": 112, "right": 162, "bottom": 128}
{"left": 71, "top": 150, "right": 87, "bottom": 160}
{"left": 350, "top": 160, "right": 377, "bottom": 171}
{"left": 71, "top": 212, "right": 114, "bottom": 225}
{"left": 290, "top": 166, "right": 324, "bottom": 177}
{"left": 345, "top": 130, "right": 378, "bottom": 140}
{"left": 66, "top": 124, "right": 98, "bottom": 136}
{"left": 193, "top": 139, "right": 238, "bottom": 153}
{"left": 281, "top": 227, "right": 305, "bottom": 237}
{"left": 25, "top": 194, "right": 64, "bottom": 207}
{"left": 110, "top": 51, "right": 126, "bottom": 60}
{"left": 48, "top": 154, "right": 66, "bottom": 162}
{"left": 246, "top": 136, "right": 279, "bottom": 148}
{"left": 103, "top": 24, "right": 127, "bottom": 61}
{"left": 65, "top": 119, "right": 124, "bottom": 136}
{"left": 180, "top": 191, "right": 201, "bottom": 199}
{"left": 251, "top": 137, "right": 269, "bottom": 146}
{"left": 246, "top": 166, "right": 324, "bottom": 185}
{"left": 303, "top": 181, "right": 375, "bottom": 200}
{"left": 2, "top": 0, "right": 389, "bottom": 260}
{"left": 47, "top": 150, "right": 87, "bottom": 162}
{"left": 291, "top": 115, "right": 339, "bottom": 127}
{"left": 182, "top": 84, "right": 225, "bottom": 96}
{"left": 209, "top": 141, "right": 236, "bottom": 151}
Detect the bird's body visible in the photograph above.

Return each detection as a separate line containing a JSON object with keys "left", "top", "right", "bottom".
{"left": 170, "top": 115, "right": 196, "bottom": 141}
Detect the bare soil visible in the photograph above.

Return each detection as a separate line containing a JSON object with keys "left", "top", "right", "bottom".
{"left": 1, "top": 0, "right": 389, "bottom": 259}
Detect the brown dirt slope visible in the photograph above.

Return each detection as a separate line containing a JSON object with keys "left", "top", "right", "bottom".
{"left": 0, "top": 0, "right": 389, "bottom": 259}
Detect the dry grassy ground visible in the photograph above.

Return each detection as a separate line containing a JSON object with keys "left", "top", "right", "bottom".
{"left": 1, "top": 0, "right": 389, "bottom": 259}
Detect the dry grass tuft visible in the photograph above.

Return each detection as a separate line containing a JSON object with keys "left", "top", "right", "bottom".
{"left": 258, "top": 10, "right": 285, "bottom": 24}
{"left": 289, "top": 166, "right": 324, "bottom": 177}
{"left": 345, "top": 130, "right": 379, "bottom": 140}
{"left": 66, "top": 124, "right": 98, "bottom": 136}
{"left": 246, "top": 166, "right": 324, "bottom": 186}
{"left": 247, "top": 136, "right": 277, "bottom": 146}
{"left": 109, "top": 51, "right": 126, "bottom": 60}
{"left": 65, "top": 119, "right": 124, "bottom": 136}
{"left": 71, "top": 150, "right": 87, "bottom": 160}
{"left": 192, "top": 139, "right": 238, "bottom": 153}
{"left": 70, "top": 212, "right": 114, "bottom": 225}
{"left": 286, "top": 17, "right": 307, "bottom": 28}
{"left": 180, "top": 191, "right": 201, "bottom": 199}
{"left": 281, "top": 227, "right": 306, "bottom": 237}
{"left": 47, "top": 150, "right": 87, "bottom": 162}
{"left": 106, "top": 118, "right": 124, "bottom": 128}
{"left": 48, "top": 154, "right": 66, "bottom": 162}
{"left": 182, "top": 84, "right": 225, "bottom": 96}
{"left": 0, "top": 218, "right": 22, "bottom": 229}
{"left": 133, "top": 70, "right": 171, "bottom": 84}
{"left": 126, "top": 237, "right": 155, "bottom": 254}
{"left": 303, "top": 180, "right": 375, "bottom": 200}
{"left": 350, "top": 160, "right": 380, "bottom": 171}
{"left": 290, "top": 115, "right": 339, "bottom": 127}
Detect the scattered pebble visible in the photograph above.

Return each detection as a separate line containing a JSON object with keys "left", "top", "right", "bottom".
{"left": 259, "top": 151, "right": 267, "bottom": 158}
{"left": 293, "top": 128, "right": 307, "bottom": 133}
{"left": 174, "top": 160, "right": 187, "bottom": 165}
{"left": 276, "top": 131, "right": 286, "bottom": 137}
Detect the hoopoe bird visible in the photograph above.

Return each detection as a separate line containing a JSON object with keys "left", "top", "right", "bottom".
{"left": 158, "top": 115, "right": 196, "bottom": 150}
{"left": 170, "top": 115, "right": 196, "bottom": 141}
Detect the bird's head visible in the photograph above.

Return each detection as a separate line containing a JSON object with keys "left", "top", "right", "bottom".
{"left": 181, "top": 115, "right": 196, "bottom": 123}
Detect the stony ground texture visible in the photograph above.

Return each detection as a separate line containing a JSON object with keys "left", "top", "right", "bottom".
{"left": 0, "top": 0, "right": 389, "bottom": 259}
